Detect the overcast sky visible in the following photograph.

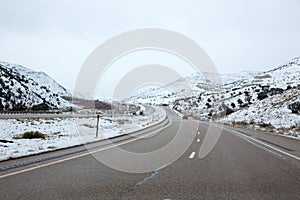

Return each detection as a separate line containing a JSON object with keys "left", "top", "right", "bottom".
{"left": 1, "top": 0, "right": 300, "bottom": 97}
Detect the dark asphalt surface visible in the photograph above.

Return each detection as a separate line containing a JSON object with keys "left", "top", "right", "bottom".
{"left": 0, "top": 108, "right": 299, "bottom": 199}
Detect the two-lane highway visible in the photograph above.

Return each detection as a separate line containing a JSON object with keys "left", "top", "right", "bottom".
{"left": 0, "top": 108, "right": 299, "bottom": 199}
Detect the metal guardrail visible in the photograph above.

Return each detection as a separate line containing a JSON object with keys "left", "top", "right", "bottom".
{"left": 0, "top": 107, "right": 166, "bottom": 121}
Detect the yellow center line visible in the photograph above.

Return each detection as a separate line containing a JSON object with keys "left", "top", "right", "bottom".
{"left": 0, "top": 122, "right": 171, "bottom": 179}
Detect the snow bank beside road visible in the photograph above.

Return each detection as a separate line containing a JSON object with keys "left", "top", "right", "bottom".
{"left": 0, "top": 106, "right": 166, "bottom": 161}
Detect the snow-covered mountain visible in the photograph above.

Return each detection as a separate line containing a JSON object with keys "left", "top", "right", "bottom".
{"left": 127, "top": 70, "right": 262, "bottom": 108}
{"left": 251, "top": 57, "right": 300, "bottom": 88}
{"left": 0, "top": 61, "right": 71, "bottom": 110}
{"left": 218, "top": 57, "right": 300, "bottom": 137}
{"left": 127, "top": 57, "right": 300, "bottom": 137}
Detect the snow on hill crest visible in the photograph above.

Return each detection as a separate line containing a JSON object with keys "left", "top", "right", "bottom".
{"left": 128, "top": 70, "right": 262, "bottom": 106}
{"left": 0, "top": 61, "right": 71, "bottom": 110}
{"left": 129, "top": 56, "right": 300, "bottom": 105}
{"left": 0, "top": 61, "right": 69, "bottom": 96}
{"left": 252, "top": 56, "right": 300, "bottom": 89}
{"left": 127, "top": 57, "right": 300, "bottom": 138}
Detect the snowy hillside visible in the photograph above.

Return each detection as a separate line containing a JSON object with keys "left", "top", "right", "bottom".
{"left": 1, "top": 61, "right": 69, "bottom": 96}
{"left": 219, "top": 87, "right": 300, "bottom": 137}
{"left": 251, "top": 57, "right": 300, "bottom": 89}
{"left": 0, "top": 61, "right": 71, "bottom": 110}
{"left": 127, "top": 75, "right": 206, "bottom": 106}
{"left": 127, "top": 70, "right": 262, "bottom": 116}
{"left": 219, "top": 57, "right": 300, "bottom": 112}
{"left": 127, "top": 57, "right": 300, "bottom": 138}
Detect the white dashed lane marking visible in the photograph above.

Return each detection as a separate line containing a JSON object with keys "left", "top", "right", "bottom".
{"left": 189, "top": 152, "right": 196, "bottom": 159}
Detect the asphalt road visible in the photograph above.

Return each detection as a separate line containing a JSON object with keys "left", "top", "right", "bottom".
{"left": 0, "top": 108, "right": 299, "bottom": 199}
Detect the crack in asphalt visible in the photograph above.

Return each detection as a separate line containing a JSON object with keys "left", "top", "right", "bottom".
{"left": 128, "top": 164, "right": 168, "bottom": 192}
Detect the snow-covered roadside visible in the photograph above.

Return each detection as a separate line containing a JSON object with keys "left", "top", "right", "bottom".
{"left": 218, "top": 89, "right": 300, "bottom": 139}
{"left": 0, "top": 106, "right": 166, "bottom": 161}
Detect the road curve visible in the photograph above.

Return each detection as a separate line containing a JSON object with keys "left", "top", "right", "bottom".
{"left": 0, "top": 108, "right": 299, "bottom": 199}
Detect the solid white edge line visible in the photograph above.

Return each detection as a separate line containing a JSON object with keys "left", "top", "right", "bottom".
{"left": 228, "top": 129, "right": 300, "bottom": 161}
{"left": 0, "top": 120, "right": 173, "bottom": 179}
{"left": 189, "top": 152, "right": 196, "bottom": 159}
{"left": 200, "top": 121, "right": 300, "bottom": 161}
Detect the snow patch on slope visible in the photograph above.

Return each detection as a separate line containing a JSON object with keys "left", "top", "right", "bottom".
{"left": 0, "top": 61, "right": 71, "bottom": 109}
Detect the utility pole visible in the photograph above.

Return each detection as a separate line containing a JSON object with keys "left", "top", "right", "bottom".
{"left": 96, "top": 114, "right": 100, "bottom": 138}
